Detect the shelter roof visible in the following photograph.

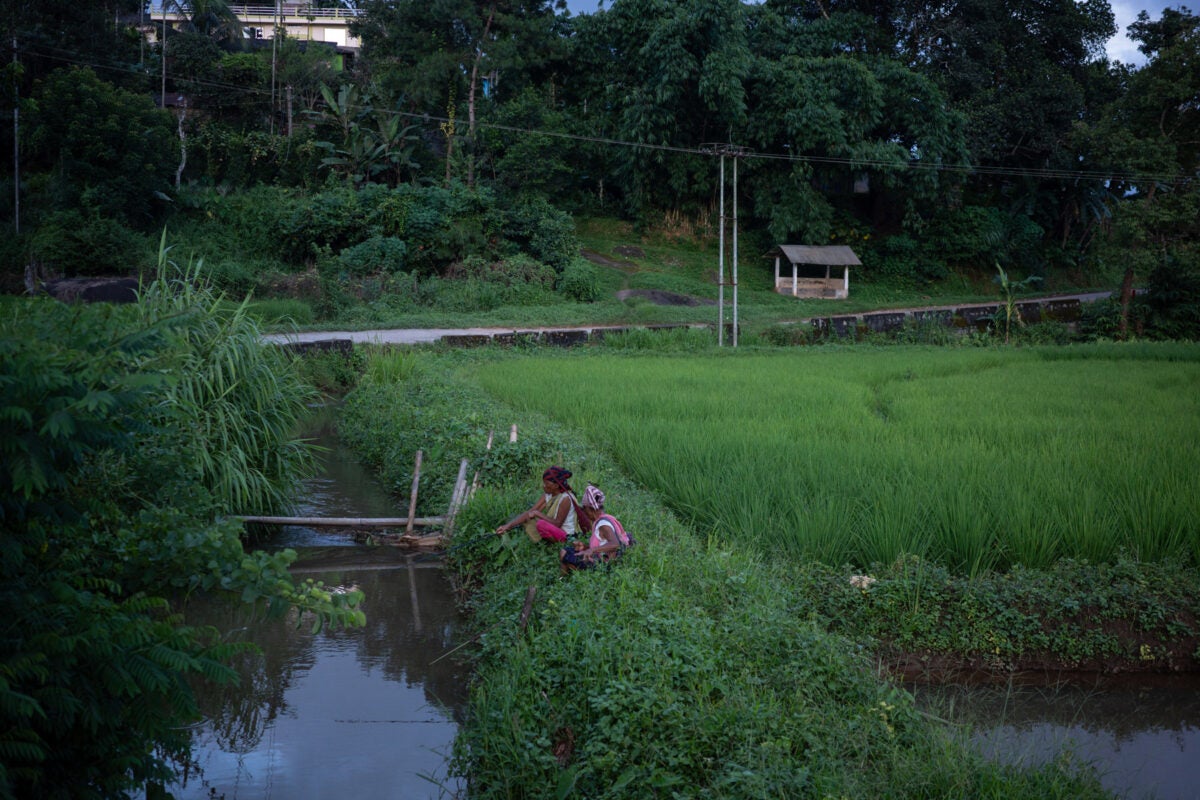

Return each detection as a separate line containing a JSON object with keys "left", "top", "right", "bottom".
{"left": 766, "top": 245, "right": 861, "bottom": 266}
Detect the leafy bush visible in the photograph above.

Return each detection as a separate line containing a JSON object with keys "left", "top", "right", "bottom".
{"left": 280, "top": 183, "right": 367, "bottom": 263}
{"left": 338, "top": 236, "right": 408, "bottom": 275}
{"left": 1009, "top": 321, "right": 1075, "bottom": 345}
{"left": 889, "top": 317, "right": 961, "bottom": 345}
{"left": 173, "top": 184, "right": 301, "bottom": 259}
{"left": 502, "top": 194, "right": 579, "bottom": 271}
{"left": 29, "top": 211, "right": 149, "bottom": 276}
{"left": 1077, "top": 298, "right": 1125, "bottom": 340}
{"left": 187, "top": 123, "right": 324, "bottom": 189}
{"left": 203, "top": 256, "right": 278, "bottom": 296}
{"left": 923, "top": 206, "right": 1044, "bottom": 272}
{"left": 556, "top": 257, "right": 601, "bottom": 302}
{"left": 453, "top": 254, "right": 556, "bottom": 289}
{"left": 868, "top": 233, "right": 948, "bottom": 286}
{"left": 1143, "top": 253, "right": 1200, "bottom": 340}
{"left": 295, "top": 345, "right": 366, "bottom": 395}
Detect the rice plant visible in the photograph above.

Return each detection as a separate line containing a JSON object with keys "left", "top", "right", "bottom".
{"left": 474, "top": 343, "right": 1200, "bottom": 570}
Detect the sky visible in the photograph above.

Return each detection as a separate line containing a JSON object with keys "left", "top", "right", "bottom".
{"left": 563, "top": 0, "right": 1183, "bottom": 67}
{"left": 1106, "top": 1, "right": 1178, "bottom": 64}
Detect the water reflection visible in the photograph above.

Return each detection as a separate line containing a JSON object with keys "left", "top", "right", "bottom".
{"left": 909, "top": 677, "right": 1200, "bottom": 800}
{"left": 171, "top": 553, "right": 468, "bottom": 799}
{"left": 269, "top": 404, "right": 406, "bottom": 549}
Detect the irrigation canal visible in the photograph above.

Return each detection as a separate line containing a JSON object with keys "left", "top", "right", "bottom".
{"left": 910, "top": 675, "right": 1200, "bottom": 799}
{"left": 163, "top": 405, "right": 467, "bottom": 799}
{"left": 164, "top": 403, "right": 1198, "bottom": 799}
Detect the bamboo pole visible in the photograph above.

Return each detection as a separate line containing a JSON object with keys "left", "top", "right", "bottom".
{"left": 235, "top": 515, "right": 445, "bottom": 527}
{"left": 442, "top": 459, "right": 470, "bottom": 538}
{"left": 408, "top": 556, "right": 422, "bottom": 633}
{"left": 406, "top": 450, "right": 423, "bottom": 535}
{"left": 470, "top": 430, "right": 494, "bottom": 498}
{"left": 432, "top": 583, "right": 537, "bottom": 665}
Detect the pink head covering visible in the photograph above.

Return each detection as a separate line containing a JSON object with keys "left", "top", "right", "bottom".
{"left": 582, "top": 484, "right": 605, "bottom": 510}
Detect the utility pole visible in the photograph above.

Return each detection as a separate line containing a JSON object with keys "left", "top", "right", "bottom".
{"left": 160, "top": 4, "right": 167, "bottom": 109}
{"left": 701, "top": 143, "right": 749, "bottom": 347}
{"left": 270, "top": 0, "right": 281, "bottom": 135}
{"left": 12, "top": 35, "right": 18, "bottom": 236}
{"left": 724, "top": 153, "right": 734, "bottom": 347}
{"left": 718, "top": 152, "right": 725, "bottom": 346}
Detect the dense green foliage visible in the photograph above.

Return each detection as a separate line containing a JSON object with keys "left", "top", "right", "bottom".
{"left": 2, "top": 1, "right": 1197, "bottom": 328}
{"left": 0, "top": 256, "right": 364, "bottom": 798}
{"left": 335, "top": 348, "right": 1122, "bottom": 798}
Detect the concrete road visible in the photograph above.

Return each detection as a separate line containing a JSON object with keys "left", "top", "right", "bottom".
{"left": 262, "top": 324, "right": 628, "bottom": 346}
{"left": 262, "top": 291, "right": 1118, "bottom": 346}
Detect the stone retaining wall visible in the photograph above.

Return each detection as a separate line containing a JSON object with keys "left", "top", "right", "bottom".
{"left": 811, "top": 298, "right": 1083, "bottom": 340}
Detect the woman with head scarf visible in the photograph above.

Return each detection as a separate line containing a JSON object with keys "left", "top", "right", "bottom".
{"left": 560, "top": 484, "right": 631, "bottom": 573}
{"left": 495, "top": 466, "right": 580, "bottom": 543}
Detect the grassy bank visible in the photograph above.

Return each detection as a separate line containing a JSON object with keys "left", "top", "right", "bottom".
{"left": 333, "top": 346, "right": 1129, "bottom": 798}
{"left": 233, "top": 212, "right": 1107, "bottom": 335}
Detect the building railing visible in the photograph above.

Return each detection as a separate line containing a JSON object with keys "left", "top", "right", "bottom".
{"left": 148, "top": 4, "right": 364, "bottom": 20}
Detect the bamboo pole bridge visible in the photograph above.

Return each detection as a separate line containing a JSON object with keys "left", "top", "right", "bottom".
{"left": 234, "top": 426, "right": 519, "bottom": 550}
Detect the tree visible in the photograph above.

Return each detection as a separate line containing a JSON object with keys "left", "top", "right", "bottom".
{"left": 275, "top": 36, "right": 342, "bottom": 124}
{"left": 0, "top": 0, "right": 144, "bottom": 93}
{"left": 25, "top": 67, "right": 177, "bottom": 227}
{"left": 559, "top": 0, "right": 751, "bottom": 216}
{"left": 1123, "top": 8, "right": 1200, "bottom": 181}
{"left": 162, "top": 0, "right": 244, "bottom": 46}
{"left": 353, "top": 0, "right": 565, "bottom": 185}
{"left": 881, "top": 0, "right": 1116, "bottom": 266}
{"left": 1085, "top": 8, "right": 1199, "bottom": 293}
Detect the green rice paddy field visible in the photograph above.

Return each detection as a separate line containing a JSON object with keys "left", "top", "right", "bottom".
{"left": 475, "top": 341, "right": 1200, "bottom": 573}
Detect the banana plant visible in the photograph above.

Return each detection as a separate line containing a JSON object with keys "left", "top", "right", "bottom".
{"left": 309, "top": 83, "right": 420, "bottom": 186}
{"left": 995, "top": 262, "right": 1044, "bottom": 343}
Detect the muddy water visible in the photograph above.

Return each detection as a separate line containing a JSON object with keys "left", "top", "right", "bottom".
{"left": 166, "top": 407, "right": 468, "bottom": 799}
{"left": 909, "top": 675, "right": 1200, "bottom": 799}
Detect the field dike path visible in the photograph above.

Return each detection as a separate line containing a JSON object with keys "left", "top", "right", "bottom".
{"left": 262, "top": 291, "right": 1118, "bottom": 348}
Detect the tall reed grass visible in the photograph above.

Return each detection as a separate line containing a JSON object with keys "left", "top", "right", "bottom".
{"left": 475, "top": 343, "right": 1200, "bottom": 570}
{"left": 136, "top": 236, "right": 316, "bottom": 515}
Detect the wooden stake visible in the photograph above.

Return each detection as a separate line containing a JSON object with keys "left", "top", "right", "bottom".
{"left": 470, "top": 430, "right": 494, "bottom": 498}
{"left": 443, "top": 458, "right": 470, "bottom": 538}
{"left": 518, "top": 585, "right": 537, "bottom": 631}
{"left": 406, "top": 450, "right": 423, "bottom": 535}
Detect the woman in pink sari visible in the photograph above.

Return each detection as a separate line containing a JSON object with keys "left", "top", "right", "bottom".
{"left": 495, "top": 466, "right": 580, "bottom": 543}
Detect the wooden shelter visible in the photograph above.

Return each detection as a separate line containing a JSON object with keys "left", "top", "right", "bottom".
{"left": 768, "top": 245, "right": 860, "bottom": 299}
